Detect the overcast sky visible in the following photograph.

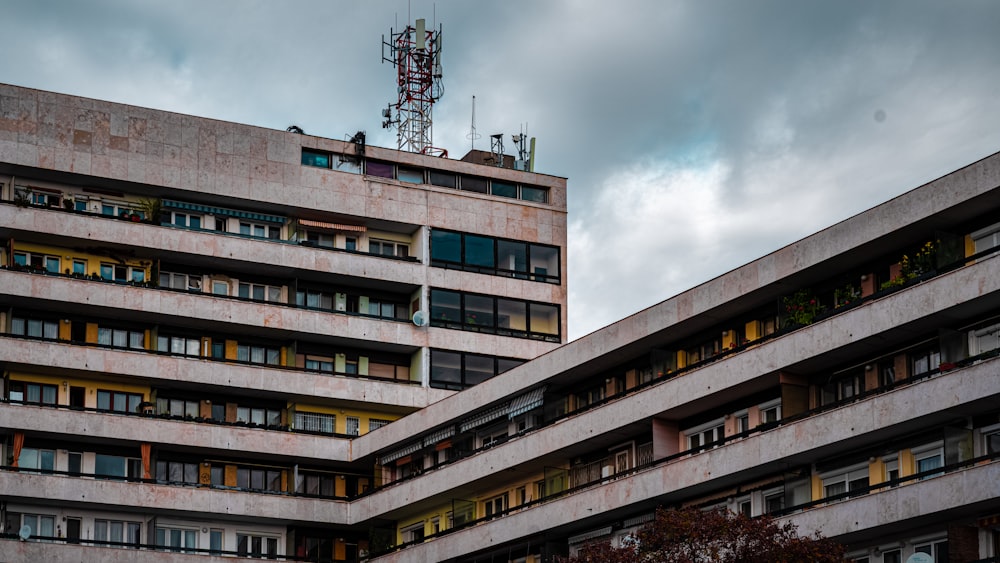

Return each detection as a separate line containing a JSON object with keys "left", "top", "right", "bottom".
{"left": 5, "top": 1, "right": 1000, "bottom": 340}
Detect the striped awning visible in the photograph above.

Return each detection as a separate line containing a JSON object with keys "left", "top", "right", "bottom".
{"left": 299, "top": 219, "right": 366, "bottom": 232}
{"left": 379, "top": 441, "right": 422, "bottom": 464}
{"left": 422, "top": 426, "right": 456, "bottom": 448}
{"left": 622, "top": 512, "right": 654, "bottom": 528}
{"left": 567, "top": 526, "right": 612, "bottom": 545}
{"left": 460, "top": 402, "right": 510, "bottom": 432}
{"left": 163, "top": 199, "right": 285, "bottom": 223}
{"left": 508, "top": 387, "right": 545, "bottom": 419}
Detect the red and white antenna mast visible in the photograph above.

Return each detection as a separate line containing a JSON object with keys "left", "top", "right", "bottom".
{"left": 382, "top": 18, "right": 447, "bottom": 158}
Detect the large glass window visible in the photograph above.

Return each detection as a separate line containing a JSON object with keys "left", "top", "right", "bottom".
{"left": 294, "top": 411, "right": 334, "bottom": 433}
{"left": 301, "top": 148, "right": 331, "bottom": 168}
{"left": 156, "top": 527, "right": 198, "bottom": 553}
{"left": 429, "top": 349, "right": 524, "bottom": 390}
{"left": 490, "top": 181, "right": 517, "bottom": 198}
{"left": 10, "top": 316, "right": 58, "bottom": 339}
{"left": 9, "top": 381, "right": 58, "bottom": 405}
{"left": 429, "top": 290, "right": 560, "bottom": 341}
{"left": 429, "top": 229, "right": 560, "bottom": 283}
{"left": 97, "top": 389, "right": 144, "bottom": 413}
{"left": 19, "top": 448, "right": 55, "bottom": 471}
{"left": 94, "top": 519, "right": 141, "bottom": 548}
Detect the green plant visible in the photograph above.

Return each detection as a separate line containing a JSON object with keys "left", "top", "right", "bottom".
{"left": 783, "top": 289, "right": 823, "bottom": 326}
{"left": 880, "top": 240, "right": 939, "bottom": 291}
{"left": 136, "top": 197, "right": 163, "bottom": 223}
{"left": 834, "top": 283, "right": 861, "bottom": 308}
{"left": 13, "top": 187, "right": 32, "bottom": 207}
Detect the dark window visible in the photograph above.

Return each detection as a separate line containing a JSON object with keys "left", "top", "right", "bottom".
{"left": 520, "top": 185, "right": 548, "bottom": 203}
{"left": 464, "top": 235, "right": 495, "bottom": 268}
{"left": 461, "top": 176, "right": 488, "bottom": 193}
{"left": 429, "top": 350, "right": 524, "bottom": 390}
{"left": 430, "top": 350, "right": 463, "bottom": 389}
{"left": 430, "top": 230, "right": 462, "bottom": 263}
{"left": 429, "top": 171, "right": 457, "bottom": 188}
{"left": 491, "top": 181, "right": 517, "bottom": 198}
{"left": 366, "top": 161, "right": 394, "bottom": 178}
{"left": 430, "top": 289, "right": 461, "bottom": 324}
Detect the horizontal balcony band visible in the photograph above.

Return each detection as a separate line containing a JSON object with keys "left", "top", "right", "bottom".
{"left": 0, "top": 338, "right": 452, "bottom": 411}
{"left": 0, "top": 470, "right": 349, "bottom": 525}
{"left": 0, "top": 402, "right": 352, "bottom": 463}
{"left": 354, "top": 354, "right": 1000, "bottom": 524}
{"left": 356, "top": 254, "right": 1000, "bottom": 460}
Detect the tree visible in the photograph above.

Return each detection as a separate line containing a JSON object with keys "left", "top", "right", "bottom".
{"left": 557, "top": 507, "right": 847, "bottom": 563}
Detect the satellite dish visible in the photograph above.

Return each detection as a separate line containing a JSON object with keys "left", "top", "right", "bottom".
{"left": 905, "top": 554, "right": 933, "bottom": 563}
{"left": 18, "top": 524, "right": 31, "bottom": 541}
{"left": 412, "top": 310, "right": 428, "bottom": 327}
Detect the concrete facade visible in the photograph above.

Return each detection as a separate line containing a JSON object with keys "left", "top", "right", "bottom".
{"left": 2, "top": 82, "right": 1000, "bottom": 563}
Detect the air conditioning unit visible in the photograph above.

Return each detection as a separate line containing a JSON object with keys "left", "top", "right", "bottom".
{"left": 514, "top": 160, "right": 528, "bottom": 171}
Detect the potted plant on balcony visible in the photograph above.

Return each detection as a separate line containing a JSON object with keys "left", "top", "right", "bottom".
{"left": 782, "top": 289, "right": 824, "bottom": 328}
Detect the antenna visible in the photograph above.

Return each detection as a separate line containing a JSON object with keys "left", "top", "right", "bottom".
{"left": 490, "top": 134, "right": 505, "bottom": 168}
{"left": 466, "top": 96, "right": 482, "bottom": 150}
{"left": 382, "top": 17, "right": 447, "bottom": 158}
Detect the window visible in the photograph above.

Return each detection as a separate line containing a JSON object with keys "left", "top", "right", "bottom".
{"left": 157, "top": 334, "right": 201, "bottom": 356}
{"left": 304, "top": 355, "right": 335, "bottom": 372}
{"left": 367, "top": 298, "right": 406, "bottom": 319}
{"left": 490, "top": 180, "right": 516, "bottom": 198}
{"left": 237, "top": 533, "right": 279, "bottom": 558}
{"left": 365, "top": 160, "right": 394, "bottom": 178}
{"left": 401, "top": 522, "right": 426, "bottom": 543}
{"left": 759, "top": 400, "right": 781, "bottom": 425}
{"left": 212, "top": 281, "right": 229, "bottom": 295}
{"left": 156, "top": 460, "right": 200, "bottom": 484}
{"left": 881, "top": 549, "right": 902, "bottom": 563}
{"left": 914, "top": 446, "right": 944, "bottom": 479}
{"left": 735, "top": 412, "right": 750, "bottom": 434}
{"left": 822, "top": 465, "right": 869, "bottom": 499}
{"left": 480, "top": 425, "right": 508, "bottom": 448}
{"left": 369, "top": 239, "right": 409, "bottom": 258}
{"left": 94, "top": 519, "right": 141, "bottom": 548}
{"left": 156, "top": 397, "right": 200, "bottom": 418}
{"left": 21, "top": 514, "right": 55, "bottom": 540}
{"left": 734, "top": 495, "right": 752, "bottom": 517}
{"left": 294, "top": 411, "right": 334, "bottom": 433}
{"left": 429, "top": 349, "right": 524, "bottom": 390}
{"left": 305, "top": 231, "right": 335, "bottom": 248}
{"left": 210, "top": 529, "right": 224, "bottom": 555}
{"left": 159, "top": 271, "right": 202, "bottom": 291}
{"left": 19, "top": 448, "right": 55, "bottom": 471}
{"left": 879, "top": 359, "right": 896, "bottom": 387}
{"left": 237, "top": 344, "right": 281, "bottom": 365}
{"left": 972, "top": 221, "right": 1000, "bottom": 254}
{"left": 883, "top": 456, "right": 900, "bottom": 484}
{"left": 238, "top": 282, "right": 282, "bottom": 302}
{"left": 239, "top": 221, "right": 281, "bottom": 240}
{"left": 236, "top": 466, "right": 283, "bottom": 492}
{"left": 821, "top": 371, "right": 863, "bottom": 405}
{"left": 429, "top": 229, "right": 561, "bottom": 283}
{"left": 686, "top": 421, "right": 724, "bottom": 450}
{"left": 297, "top": 472, "right": 337, "bottom": 497}
{"left": 156, "top": 526, "right": 198, "bottom": 553}
{"left": 914, "top": 539, "right": 949, "bottom": 563}
{"left": 9, "top": 381, "right": 58, "bottom": 405}
{"left": 484, "top": 493, "right": 508, "bottom": 517}
{"left": 345, "top": 237, "right": 357, "bottom": 251}
{"left": 237, "top": 406, "right": 282, "bottom": 426}
{"left": 911, "top": 346, "right": 941, "bottom": 376}
{"left": 970, "top": 322, "right": 1000, "bottom": 356}
{"left": 460, "top": 176, "right": 488, "bottom": 193}
{"left": 71, "top": 259, "right": 87, "bottom": 275}
{"left": 97, "top": 326, "right": 144, "bottom": 349}
{"left": 12, "top": 251, "right": 60, "bottom": 273}
{"left": 429, "top": 289, "right": 561, "bottom": 341}
{"left": 521, "top": 185, "right": 548, "bottom": 203}
{"left": 99, "top": 263, "right": 145, "bottom": 283}
{"left": 369, "top": 418, "right": 392, "bottom": 431}
{"left": 170, "top": 212, "right": 202, "bottom": 229}
{"left": 94, "top": 454, "right": 142, "bottom": 479}
{"left": 97, "top": 389, "right": 144, "bottom": 413}
{"left": 984, "top": 426, "right": 1000, "bottom": 456}
{"left": 302, "top": 148, "right": 332, "bottom": 168}
{"left": 99, "top": 201, "right": 137, "bottom": 218}
{"left": 429, "top": 171, "right": 457, "bottom": 188}
{"left": 398, "top": 167, "right": 423, "bottom": 183}
{"left": 10, "top": 316, "right": 59, "bottom": 339}
{"left": 763, "top": 488, "right": 785, "bottom": 514}
{"left": 346, "top": 416, "right": 360, "bottom": 436}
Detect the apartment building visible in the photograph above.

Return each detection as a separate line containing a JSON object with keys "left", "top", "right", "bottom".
{"left": 0, "top": 83, "right": 566, "bottom": 561}
{"left": 349, "top": 150, "right": 1000, "bottom": 563}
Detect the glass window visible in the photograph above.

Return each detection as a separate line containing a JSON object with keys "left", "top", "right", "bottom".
{"left": 430, "top": 350, "right": 463, "bottom": 389}
{"left": 464, "top": 294, "right": 494, "bottom": 327}
{"left": 430, "top": 230, "right": 462, "bottom": 263}
{"left": 464, "top": 235, "right": 495, "bottom": 268}
{"left": 72, "top": 259, "right": 86, "bottom": 275}
{"left": 464, "top": 354, "right": 495, "bottom": 385}
{"left": 398, "top": 167, "right": 423, "bottom": 183}
{"left": 95, "top": 454, "right": 127, "bottom": 478}
{"left": 529, "top": 244, "right": 559, "bottom": 282}
{"left": 430, "top": 289, "right": 462, "bottom": 323}
{"left": 497, "top": 299, "right": 527, "bottom": 331}
{"left": 429, "top": 171, "right": 457, "bottom": 188}
{"left": 302, "top": 148, "right": 331, "bottom": 168}
{"left": 497, "top": 240, "right": 528, "bottom": 275}
{"left": 491, "top": 181, "right": 517, "bottom": 198}
{"left": 521, "top": 185, "right": 548, "bottom": 202}
{"left": 366, "top": 161, "right": 394, "bottom": 178}
{"left": 528, "top": 303, "right": 559, "bottom": 336}
{"left": 461, "top": 176, "right": 488, "bottom": 193}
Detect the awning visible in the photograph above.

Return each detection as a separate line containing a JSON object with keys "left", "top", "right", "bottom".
{"left": 423, "top": 426, "right": 456, "bottom": 448}
{"left": 163, "top": 199, "right": 285, "bottom": 223}
{"left": 622, "top": 512, "right": 654, "bottom": 528}
{"left": 299, "top": 219, "right": 366, "bottom": 232}
{"left": 379, "top": 441, "right": 422, "bottom": 464}
{"left": 460, "top": 402, "right": 510, "bottom": 432}
{"left": 508, "top": 387, "right": 546, "bottom": 419}
{"left": 567, "top": 526, "right": 612, "bottom": 545}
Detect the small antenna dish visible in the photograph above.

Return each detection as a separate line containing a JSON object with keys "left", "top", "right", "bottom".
{"left": 412, "top": 310, "right": 429, "bottom": 327}
{"left": 18, "top": 524, "right": 31, "bottom": 541}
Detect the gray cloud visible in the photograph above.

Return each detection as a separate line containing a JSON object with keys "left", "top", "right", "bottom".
{"left": 3, "top": 0, "right": 1000, "bottom": 339}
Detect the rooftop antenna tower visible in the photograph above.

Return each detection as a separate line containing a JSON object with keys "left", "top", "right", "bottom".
{"left": 382, "top": 17, "right": 447, "bottom": 157}
{"left": 466, "top": 95, "right": 482, "bottom": 150}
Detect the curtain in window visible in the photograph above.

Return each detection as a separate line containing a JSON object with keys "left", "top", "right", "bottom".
{"left": 11, "top": 431, "right": 24, "bottom": 468}
{"left": 140, "top": 443, "right": 152, "bottom": 479}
